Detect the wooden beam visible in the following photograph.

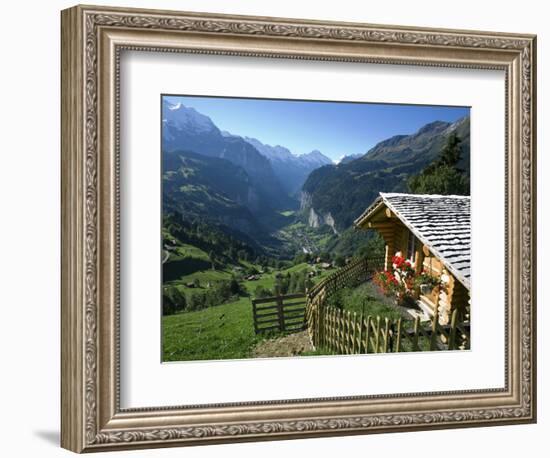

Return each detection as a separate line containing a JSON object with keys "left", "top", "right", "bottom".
{"left": 414, "top": 248, "right": 423, "bottom": 273}
{"left": 422, "top": 244, "right": 431, "bottom": 257}
{"left": 368, "top": 221, "right": 395, "bottom": 229}
{"left": 385, "top": 208, "right": 394, "bottom": 218}
{"left": 374, "top": 228, "right": 394, "bottom": 235}
{"left": 384, "top": 244, "right": 394, "bottom": 270}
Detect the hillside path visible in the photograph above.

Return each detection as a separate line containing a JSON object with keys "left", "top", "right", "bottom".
{"left": 252, "top": 331, "right": 314, "bottom": 358}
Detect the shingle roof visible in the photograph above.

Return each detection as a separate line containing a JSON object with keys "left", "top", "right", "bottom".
{"left": 355, "top": 193, "right": 471, "bottom": 290}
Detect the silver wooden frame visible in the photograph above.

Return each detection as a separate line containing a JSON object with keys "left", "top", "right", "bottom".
{"left": 61, "top": 4, "right": 537, "bottom": 453}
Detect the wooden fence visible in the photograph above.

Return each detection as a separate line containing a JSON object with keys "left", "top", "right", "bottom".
{"left": 318, "top": 306, "right": 470, "bottom": 354}
{"left": 305, "top": 255, "right": 470, "bottom": 353}
{"left": 252, "top": 293, "right": 307, "bottom": 334}
{"left": 306, "top": 256, "right": 384, "bottom": 347}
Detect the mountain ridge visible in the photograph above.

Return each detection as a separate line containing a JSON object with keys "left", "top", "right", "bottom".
{"left": 162, "top": 150, "right": 282, "bottom": 251}
{"left": 301, "top": 115, "right": 470, "bottom": 231}
{"left": 162, "top": 100, "right": 294, "bottom": 210}
{"left": 242, "top": 137, "right": 333, "bottom": 195}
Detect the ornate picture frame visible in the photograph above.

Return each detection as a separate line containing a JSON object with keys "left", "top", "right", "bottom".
{"left": 61, "top": 4, "right": 536, "bottom": 453}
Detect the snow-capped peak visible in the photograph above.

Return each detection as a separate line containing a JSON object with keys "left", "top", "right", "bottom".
{"left": 336, "top": 153, "right": 363, "bottom": 164}
{"left": 243, "top": 137, "right": 294, "bottom": 162}
{"left": 299, "top": 150, "right": 333, "bottom": 166}
{"left": 162, "top": 100, "right": 218, "bottom": 134}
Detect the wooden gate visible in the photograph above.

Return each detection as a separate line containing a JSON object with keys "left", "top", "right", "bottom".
{"left": 252, "top": 293, "right": 307, "bottom": 334}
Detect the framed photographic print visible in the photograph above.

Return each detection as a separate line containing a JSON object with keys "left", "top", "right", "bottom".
{"left": 61, "top": 4, "right": 537, "bottom": 453}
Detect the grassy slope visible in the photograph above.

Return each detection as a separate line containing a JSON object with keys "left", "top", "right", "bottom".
{"left": 163, "top": 297, "right": 261, "bottom": 361}
{"left": 171, "top": 261, "right": 335, "bottom": 294}
{"left": 168, "top": 268, "right": 232, "bottom": 286}
{"left": 242, "top": 263, "right": 337, "bottom": 292}
{"left": 171, "top": 243, "right": 210, "bottom": 261}
{"left": 162, "top": 263, "right": 339, "bottom": 361}
{"left": 334, "top": 282, "right": 403, "bottom": 321}
{"left": 161, "top": 211, "right": 380, "bottom": 362}
{"left": 279, "top": 210, "right": 295, "bottom": 217}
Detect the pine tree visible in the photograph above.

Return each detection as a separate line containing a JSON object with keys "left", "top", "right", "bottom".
{"left": 408, "top": 133, "right": 469, "bottom": 195}
{"left": 439, "top": 132, "right": 462, "bottom": 168}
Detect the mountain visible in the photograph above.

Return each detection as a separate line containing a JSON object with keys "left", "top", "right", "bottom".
{"left": 162, "top": 100, "right": 293, "bottom": 210}
{"left": 243, "top": 137, "right": 295, "bottom": 162}
{"left": 301, "top": 116, "right": 470, "bottom": 231}
{"left": 299, "top": 149, "right": 333, "bottom": 168}
{"left": 364, "top": 118, "right": 470, "bottom": 167}
{"left": 242, "top": 138, "right": 333, "bottom": 195}
{"left": 163, "top": 150, "right": 278, "bottom": 248}
{"left": 338, "top": 153, "right": 363, "bottom": 164}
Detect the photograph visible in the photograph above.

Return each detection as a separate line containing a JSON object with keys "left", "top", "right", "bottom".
{"left": 161, "top": 95, "right": 471, "bottom": 362}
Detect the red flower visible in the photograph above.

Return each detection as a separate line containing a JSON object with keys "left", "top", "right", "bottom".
{"left": 392, "top": 255, "right": 405, "bottom": 268}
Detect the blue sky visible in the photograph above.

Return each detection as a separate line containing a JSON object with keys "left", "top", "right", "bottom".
{"left": 163, "top": 95, "right": 469, "bottom": 162}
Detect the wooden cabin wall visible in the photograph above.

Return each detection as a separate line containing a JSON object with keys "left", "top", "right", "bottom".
{"left": 420, "top": 255, "right": 442, "bottom": 314}
{"left": 421, "top": 255, "right": 470, "bottom": 324}
{"left": 448, "top": 280, "right": 470, "bottom": 321}
{"left": 394, "top": 223, "right": 408, "bottom": 258}
{"left": 369, "top": 222, "right": 397, "bottom": 270}
{"left": 393, "top": 225, "right": 423, "bottom": 267}
{"left": 368, "top": 211, "right": 410, "bottom": 270}
{"left": 371, "top": 218, "right": 426, "bottom": 279}
{"left": 438, "top": 271, "right": 455, "bottom": 325}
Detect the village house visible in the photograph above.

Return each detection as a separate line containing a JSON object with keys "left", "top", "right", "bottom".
{"left": 354, "top": 193, "right": 470, "bottom": 325}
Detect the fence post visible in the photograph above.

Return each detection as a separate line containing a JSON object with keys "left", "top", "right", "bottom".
{"left": 350, "top": 312, "right": 356, "bottom": 354}
{"left": 430, "top": 307, "right": 439, "bottom": 350}
{"left": 338, "top": 308, "right": 344, "bottom": 354}
{"left": 317, "top": 302, "right": 322, "bottom": 345}
{"left": 276, "top": 296, "right": 285, "bottom": 332}
{"left": 324, "top": 306, "right": 329, "bottom": 348}
{"left": 357, "top": 312, "right": 364, "bottom": 354}
{"left": 374, "top": 316, "right": 381, "bottom": 353}
{"left": 317, "top": 307, "right": 325, "bottom": 348}
{"left": 382, "top": 318, "right": 390, "bottom": 353}
{"left": 388, "top": 321, "right": 395, "bottom": 352}
{"left": 328, "top": 307, "right": 333, "bottom": 353}
{"left": 346, "top": 311, "right": 352, "bottom": 354}
{"left": 334, "top": 308, "right": 338, "bottom": 354}
{"left": 365, "top": 316, "right": 371, "bottom": 353}
{"left": 395, "top": 318, "right": 402, "bottom": 352}
{"left": 343, "top": 310, "right": 348, "bottom": 354}
{"left": 449, "top": 308, "right": 458, "bottom": 350}
{"left": 349, "top": 311, "right": 354, "bottom": 354}
{"left": 308, "top": 300, "right": 313, "bottom": 342}
{"left": 413, "top": 316, "right": 420, "bottom": 351}
{"left": 252, "top": 300, "right": 258, "bottom": 334}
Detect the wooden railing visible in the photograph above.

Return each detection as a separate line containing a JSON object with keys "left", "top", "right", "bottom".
{"left": 305, "top": 256, "right": 470, "bottom": 353}
{"left": 318, "top": 306, "right": 470, "bottom": 353}
{"left": 306, "top": 256, "right": 384, "bottom": 347}
{"left": 252, "top": 293, "right": 307, "bottom": 334}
